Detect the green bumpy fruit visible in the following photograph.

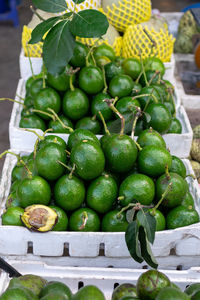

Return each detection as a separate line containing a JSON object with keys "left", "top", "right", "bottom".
{"left": 73, "top": 285, "right": 105, "bottom": 300}
{"left": 69, "top": 208, "right": 100, "bottom": 232}
{"left": 0, "top": 287, "right": 39, "bottom": 300}
{"left": 169, "top": 155, "right": 186, "bottom": 178}
{"left": 67, "top": 129, "right": 100, "bottom": 151}
{"left": 70, "top": 140, "right": 105, "bottom": 180}
{"left": 119, "top": 173, "right": 155, "bottom": 207}
{"left": 136, "top": 270, "right": 171, "bottom": 300}
{"left": 102, "top": 210, "right": 129, "bottom": 232}
{"left": 166, "top": 205, "right": 199, "bottom": 229}
{"left": 8, "top": 275, "right": 47, "bottom": 296}
{"left": 2, "top": 207, "right": 24, "bottom": 226}
{"left": 155, "top": 287, "right": 190, "bottom": 300}
{"left": 40, "top": 281, "right": 72, "bottom": 299}
{"left": 112, "top": 283, "right": 137, "bottom": 300}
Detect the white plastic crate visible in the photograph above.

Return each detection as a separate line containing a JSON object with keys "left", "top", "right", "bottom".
{"left": 9, "top": 79, "right": 192, "bottom": 158}
{"left": 0, "top": 152, "right": 200, "bottom": 270}
{"left": 19, "top": 48, "right": 175, "bottom": 81}
{"left": 174, "top": 54, "right": 200, "bottom": 110}
{"left": 1, "top": 261, "right": 200, "bottom": 299}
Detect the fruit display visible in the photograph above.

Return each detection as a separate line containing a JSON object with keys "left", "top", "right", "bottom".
{"left": 0, "top": 267, "right": 200, "bottom": 299}
{"left": 17, "top": 42, "right": 181, "bottom": 140}
{"left": 190, "top": 125, "right": 200, "bottom": 184}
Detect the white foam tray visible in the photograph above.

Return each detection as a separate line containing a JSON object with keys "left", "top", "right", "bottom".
{"left": 1, "top": 261, "right": 200, "bottom": 299}
{"left": 174, "top": 54, "right": 200, "bottom": 110}
{"left": 9, "top": 79, "right": 192, "bottom": 158}
{"left": 0, "top": 152, "right": 200, "bottom": 269}
{"left": 19, "top": 48, "right": 175, "bottom": 81}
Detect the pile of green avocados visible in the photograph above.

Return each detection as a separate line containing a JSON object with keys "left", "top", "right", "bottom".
{"left": 0, "top": 269, "right": 200, "bottom": 299}
{"left": 19, "top": 42, "right": 182, "bottom": 136}
{"left": 2, "top": 122, "right": 199, "bottom": 233}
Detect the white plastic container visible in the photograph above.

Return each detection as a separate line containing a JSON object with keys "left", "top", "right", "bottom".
{"left": 0, "top": 261, "right": 200, "bottom": 299}
{"left": 174, "top": 54, "right": 200, "bottom": 109}
{"left": 0, "top": 153, "right": 200, "bottom": 270}
{"left": 19, "top": 48, "right": 175, "bottom": 81}
{"left": 9, "top": 79, "right": 192, "bottom": 158}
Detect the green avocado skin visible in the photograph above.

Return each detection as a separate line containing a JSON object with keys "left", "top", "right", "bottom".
{"left": 166, "top": 205, "right": 199, "bottom": 229}
{"left": 73, "top": 285, "right": 105, "bottom": 300}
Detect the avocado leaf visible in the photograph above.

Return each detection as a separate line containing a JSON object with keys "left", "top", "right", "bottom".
{"left": 69, "top": 9, "right": 109, "bottom": 38}
{"left": 125, "top": 221, "right": 143, "bottom": 263}
{"left": 32, "top": 0, "right": 68, "bottom": 13}
{"left": 139, "top": 226, "right": 158, "bottom": 269}
{"left": 43, "top": 20, "right": 75, "bottom": 75}
{"left": 137, "top": 210, "right": 156, "bottom": 244}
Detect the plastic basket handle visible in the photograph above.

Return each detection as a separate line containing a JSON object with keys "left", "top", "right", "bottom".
{"left": 0, "top": 258, "right": 21, "bottom": 277}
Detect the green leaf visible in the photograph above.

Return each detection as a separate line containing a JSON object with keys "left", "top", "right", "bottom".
{"left": 32, "top": 0, "right": 68, "bottom": 13}
{"left": 137, "top": 210, "right": 156, "bottom": 244}
{"left": 143, "top": 112, "right": 151, "bottom": 123}
{"left": 126, "top": 209, "right": 135, "bottom": 223}
{"left": 125, "top": 221, "right": 143, "bottom": 263}
{"left": 139, "top": 226, "right": 158, "bottom": 269}
{"left": 43, "top": 20, "right": 75, "bottom": 75}
{"left": 72, "top": 0, "right": 86, "bottom": 3}
{"left": 69, "top": 9, "right": 109, "bottom": 38}
{"left": 29, "top": 17, "right": 60, "bottom": 44}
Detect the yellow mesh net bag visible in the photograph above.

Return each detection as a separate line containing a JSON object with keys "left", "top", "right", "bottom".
{"left": 100, "top": 0, "right": 151, "bottom": 32}
{"left": 64, "top": 0, "right": 101, "bottom": 13}
{"left": 22, "top": 26, "right": 43, "bottom": 57}
{"left": 122, "top": 23, "right": 175, "bottom": 62}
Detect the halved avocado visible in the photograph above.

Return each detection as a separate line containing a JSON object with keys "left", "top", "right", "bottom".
{"left": 21, "top": 205, "right": 58, "bottom": 232}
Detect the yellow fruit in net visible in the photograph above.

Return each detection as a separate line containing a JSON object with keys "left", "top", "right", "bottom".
{"left": 101, "top": 0, "right": 151, "bottom": 32}
{"left": 77, "top": 23, "right": 123, "bottom": 56}
{"left": 122, "top": 16, "right": 175, "bottom": 62}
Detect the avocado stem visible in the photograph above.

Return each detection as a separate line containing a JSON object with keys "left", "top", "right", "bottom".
{"left": 0, "top": 151, "right": 32, "bottom": 178}
{"left": 86, "top": 39, "right": 101, "bottom": 66}
{"left": 132, "top": 139, "right": 142, "bottom": 151}
{"left": 165, "top": 164, "right": 171, "bottom": 180}
{"left": 118, "top": 196, "right": 125, "bottom": 201}
{"left": 20, "top": 128, "right": 44, "bottom": 140}
{"left": 30, "top": 5, "right": 45, "bottom": 21}
{"left": 153, "top": 182, "right": 173, "bottom": 212}
{"left": 33, "top": 138, "right": 39, "bottom": 160}
{"left": 102, "top": 66, "right": 108, "bottom": 94}
{"left": 69, "top": 75, "right": 75, "bottom": 92}
{"left": 69, "top": 164, "right": 76, "bottom": 179}
{"left": 148, "top": 70, "right": 160, "bottom": 85}
{"left": 65, "top": 149, "right": 71, "bottom": 156}
{"left": 47, "top": 108, "right": 74, "bottom": 133}
{"left": 132, "top": 93, "right": 158, "bottom": 104}
{"left": 140, "top": 55, "right": 149, "bottom": 87}
{"left": 43, "top": 128, "right": 53, "bottom": 136}
{"left": 131, "top": 107, "right": 142, "bottom": 140}
{"left": 16, "top": 94, "right": 25, "bottom": 101}
{"left": 105, "top": 99, "right": 125, "bottom": 136}
{"left": 135, "top": 70, "right": 143, "bottom": 84}
{"left": 91, "top": 115, "right": 96, "bottom": 121}
{"left": 31, "top": 108, "right": 55, "bottom": 121}
{"left": 79, "top": 211, "right": 88, "bottom": 230}
{"left": 26, "top": 45, "right": 35, "bottom": 79}
{"left": 57, "top": 160, "right": 72, "bottom": 172}
{"left": 0, "top": 98, "right": 26, "bottom": 109}
{"left": 117, "top": 203, "right": 135, "bottom": 218}
{"left": 98, "top": 111, "right": 110, "bottom": 136}
{"left": 42, "top": 64, "right": 46, "bottom": 89}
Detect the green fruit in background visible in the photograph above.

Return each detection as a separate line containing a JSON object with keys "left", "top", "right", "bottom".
{"left": 185, "top": 283, "right": 200, "bottom": 295}
{"left": 10, "top": 180, "right": 20, "bottom": 192}
{"left": 69, "top": 208, "right": 100, "bottom": 232}
{"left": 17, "top": 176, "right": 51, "bottom": 208}
{"left": 102, "top": 210, "right": 129, "bottom": 232}
{"left": 19, "top": 115, "right": 46, "bottom": 131}
{"left": 62, "top": 88, "right": 89, "bottom": 121}
{"left": 109, "top": 75, "right": 133, "bottom": 98}
{"left": 112, "top": 283, "right": 137, "bottom": 300}
{"left": 167, "top": 117, "right": 182, "bottom": 134}
{"left": 75, "top": 116, "right": 102, "bottom": 134}
{"left": 6, "top": 192, "right": 21, "bottom": 208}
{"left": 155, "top": 287, "right": 190, "bottom": 300}
{"left": 103, "top": 135, "right": 138, "bottom": 173}
{"left": 40, "top": 293, "right": 69, "bottom": 300}
{"left": 181, "top": 191, "right": 195, "bottom": 209}
{"left": 104, "top": 61, "right": 125, "bottom": 83}
{"left": 40, "top": 281, "right": 72, "bottom": 299}
{"left": 8, "top": 275, "right": 47, "bottom": 296}
{"left": 137, "top": 128, "right": 166, "bottom": 148}
{"left": 54, "top": 174, "right": 85, "bottom": 211}
{"left": 38, "top": 135, "right": 67, "bottom": 151}
{"left": 49, "top": 206, "right": 68, "bottom": 231}
{"left": 138, "top": 145, "right": 172, "bottom": 177}
{"left": 70, "top": 140, "right": 105, "bottom": 180}
{"left": 166, "top": 205, "right": 199, "bottom": 229}
{"left": 78, "top": 66, "right": 104, "bottom": 94}
{"left": 94, "top": 44, "right": 116, "bottom": 61}
{"left": 91, "top": 93, "right": 113, "bottom": 121}
{"left": 70, "top": 41, "right": 89, "bottom": 67}
{"left": 47, "top": 65, "right": 75, "bottom": 91}
{"left": 131, "top": 82, "right": 142, "bottom": 96}
{"left": 48, "top": 115, "right": 73, "bottom": 134}
{"left": 149, "top": 209, "right": 166, "bottom": 231}
{"left": 191, "top": 290, "right": 200, "bottom": 300}
{"left": 156, "top": 172, "right": 188, "bottom": 208}
{"left": 137, "top": 86, "right": 160, "bottom": 109}
{"left": 144, "top": 57, "right": 165, "bottom": 76}
{"left": 36, "top": 143, "right": 67, "bottom": 181}
{"left": 34, "top": 87, "right": 61, "bottom": 120}
{"left": 0, "top": 287, "right": 39, "bottom": 300}
{"left": 115, "top": 97, "right": 140, "bottom": 115}
{"left": 86, "top": 174, "right": 118, "bottom": 214}
{"left": 67, "top": 129, "right": 100, "bottom": 151}
{"left": 2, "top": 207, "right": 24, "bottom": 226}
{"left": 145, "top": 103, "right": 172, "bottom": 134}
{"left": 169, "top": 155, "right": 186, "bottom": 178}
{"left": 136, "top": 270, "right": 171, "bottom": 300}
{"left": 73, "top": 285, "right": 105, "bottom": 300}
{"left": 122, "top": 58, "right": 142, "bottom": 80}
{"left": 29, "top": 78, "right": 44, "bottom": 98}
{"left": 119, "top": 173, "right": 155, "bottom": 207}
